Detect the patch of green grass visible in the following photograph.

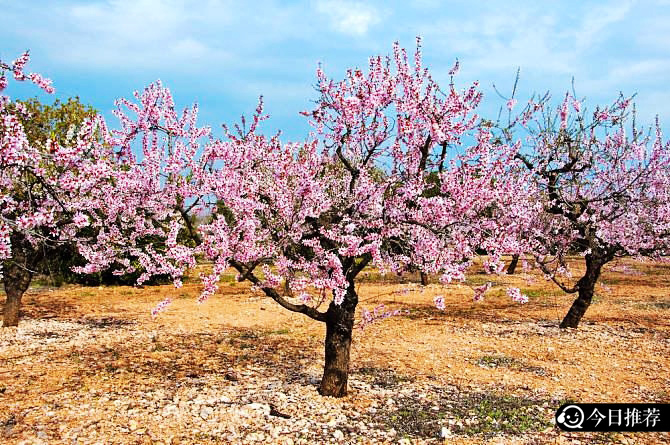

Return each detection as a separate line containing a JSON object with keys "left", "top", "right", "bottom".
{"left": 232, "top": 331, "right": 259, "bottom": 340}
{"left": 523, "top": 289, "right": 561, "bottom": 299}
{"left": 476, "top": 355, "right": 550, "bottom": 376}
{"left": 401, "top": 306, "right": 446, "bottom": 320}
{"left": 653, "top": 390, "right": 670, "bottom": 402}
{"left": 78, "top": 291, "right": 95, "bottom": 297}
{"left": 355, "top": 366, "right": 414, "bottom": 388}
{"left": 634, "top": 263, "right": 669, "bottom": 276}
{"left": 30, "top": 277, "right": 55, "bottom": 287}
{"left": 591, "top": 294, "right": 604, "bottom": 304}
{"left": 381, "top": 389, "right": 553, "bottom": 439}
{"left": 231, "top": 328, "right": 291, "bottom": 339}
{"left": 464, "top": 276, "right": 498, "bottom": 287}
{"left": 459, "top": 393, "right": 549, "bottom": 435}
{"left": 477, "top": 355, "right": 520, "bottom": 368}
{"left": 633, "top": 300, "right": 670, "bottom": 310}
{"left": 220, "top": 274, "right": 237, "bottom": 283}
{"left": 68, "top": 350, "right": 82, "bottom": 363}
{"left": 554, "top": 397, "right": 577, "bottom": 407}
{"left": 151, "top": 341, "right": 166, "bottom": 352}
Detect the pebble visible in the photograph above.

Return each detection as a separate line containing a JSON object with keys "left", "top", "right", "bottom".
{"left": 199, "top": 406, "right": 213, "bottom": 419}
{"left": 6, "top": 317, "right": 662, "bottom": 445}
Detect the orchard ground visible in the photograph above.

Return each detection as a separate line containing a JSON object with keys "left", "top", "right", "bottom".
{"left": 1, "top": 258, "right": 669, "bottom": 445}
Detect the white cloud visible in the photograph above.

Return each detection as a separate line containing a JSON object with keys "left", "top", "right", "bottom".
{"left": 419, "top": 8, "right": 577, "bottom": 76}
{"left": 636, "top": 14, "right": 670, "bottom": 51}
{"left": 60, "top": 0, "right": 231, "bottom": 69}
{"left": 572, "top": 0, "right": 634, "bottom": 51}
{"left": 316, "top": 1, "right": 381, "bottom": 36}
{"left": 607, "top": 59, "right": 670, "bottom": 83}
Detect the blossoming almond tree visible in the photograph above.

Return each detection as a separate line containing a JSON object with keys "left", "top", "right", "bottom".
{"left": 502, "top": 93, "right": 670, "bottom": 328}
{"left": 0, "top": 52, "right": 116, "bottom": 326}
{"left": 76, "top": 40, "right": 530, "bottom": 396}
{"left": 188, "top": 40, "right": 529, "bottom": 396}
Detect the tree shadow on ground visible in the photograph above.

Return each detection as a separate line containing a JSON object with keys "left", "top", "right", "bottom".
{"left": 43, "top": 327, "right": 323, "bottom": 390}
{"left": 0, "top": 294, "right": 80, "bottom": 322}
{"left": 398, "top": 302, "right": 670, "bottom": 333}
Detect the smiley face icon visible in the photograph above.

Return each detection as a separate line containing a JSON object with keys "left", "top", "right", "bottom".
{"left": 556, "top": 405, "right": 585, "bottom": 429}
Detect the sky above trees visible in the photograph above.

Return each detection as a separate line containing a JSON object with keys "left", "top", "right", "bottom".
{"left": 1, "top": 0, "right": 669, "bottom": 140}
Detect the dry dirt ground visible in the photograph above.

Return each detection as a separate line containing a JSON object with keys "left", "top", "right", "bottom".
{"left": 1, "top": 258, "right": 669, "bottom": 444}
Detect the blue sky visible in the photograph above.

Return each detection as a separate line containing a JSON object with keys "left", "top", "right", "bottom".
{"left": 2, "top": 0, "right": 669, "bottom": 141}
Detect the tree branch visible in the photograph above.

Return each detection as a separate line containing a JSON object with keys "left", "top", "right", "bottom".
{"left": 229, "top": 259, "right": 327, "bottom": 322}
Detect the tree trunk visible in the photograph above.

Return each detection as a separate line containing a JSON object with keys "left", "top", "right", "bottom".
{"left": 506, "top": 254, "right": 520, "bottom": 275}
{"left": 560, "top": 255, "right": 603, "bottom": 329}
{"left": 3, "top": 260, "right": 33, "bottom": 327}
{"left": 319, "top": 280, "right": 357, "bottom": 397}
{"left": 420, "top": 271, "right": 428, "bottom": 286}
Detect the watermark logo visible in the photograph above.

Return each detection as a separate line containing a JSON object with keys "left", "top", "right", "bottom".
{"left": 556, "top": 405, "right": 585, "bottom": 429}
{"left": 556, "top": 404, "right": 669, "bottom": 432}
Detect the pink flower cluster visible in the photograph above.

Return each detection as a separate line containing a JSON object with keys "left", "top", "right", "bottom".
{"left": 473, "top": 282, "right": 492, "bottom": 302}
{"left": 359, "top": 304, "right": 410, "bottom": 329}
{"left": 506, "top": 287, "right": 528, "bottom": 304}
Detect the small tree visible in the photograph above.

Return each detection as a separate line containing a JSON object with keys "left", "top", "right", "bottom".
{"left": 7, "top": 96, "right": 104, "bottom": 286}
{"left": 0, "top": 52, "right": 117, "bottom": 326}
{"left": 198, "top": 40, "right": 533, "bottom": 396}
{"left": 92, "top": 40, "right": 525, "bottom": 397}
{"left": 501, "top": 93, "right": 670, "bottom": 328}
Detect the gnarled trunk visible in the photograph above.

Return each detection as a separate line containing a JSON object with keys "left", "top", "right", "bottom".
{"left": 420, "top": 271, "right": 428, "bottom": 286}
{"left": 319, "top": 280, "right": 357, "bottom": 397}
{"left": 506, "top": 254, "right": 520, "bottom": 275}
{"left": 3, "top": 261, "right": 33, "bottom": 327}
{"left": 560, "top": 255, "right": 603, "bottom": 329}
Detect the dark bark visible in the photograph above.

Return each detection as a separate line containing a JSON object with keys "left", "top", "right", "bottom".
{"left": 420, "top": 271, "right": 428, "bottom": 286}
{"left": 2, "top": 248, "right": 33, "bottom": 327}
{"left": 506, "top": 254, "right": 520, "bottom": 275}
{"left": 319, "top": 279, "right": 357, "bottom": 397}
{"left": 559, "top": 254, "right": 603, "bottom": 329}
{"left": 232, "top": 255, "right": 371, "bottom": 397}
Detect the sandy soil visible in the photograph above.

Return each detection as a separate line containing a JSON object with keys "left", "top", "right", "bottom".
{"left": 1, "top": 258, "right": 669, "bottom": 444}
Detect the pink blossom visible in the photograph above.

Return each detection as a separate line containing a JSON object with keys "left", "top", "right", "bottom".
{"left": 151, "top": 297, "right": 173, "bottom": 317}
{"left": 72, "top": 211, "right": 89, "bottom": 228}
{"left": 506, "top": 287, "right": 528, "bottom": 304}
{"left": 27, "top": 72, "right": 55, "bottom": 94}
{"left": 473, "top": 282, "right": 491, "bottom": 302}
{"left": 448, "top": 59, "right": 460, "bottom": 76}
{"left": 359, "top": 304, "right": 409, "bottom": 329}
{"left": 572, "top": 98, "right": 581, "bottom": 113}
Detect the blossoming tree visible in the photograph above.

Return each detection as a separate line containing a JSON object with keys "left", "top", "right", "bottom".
{"left": 0, "top": 52, "right": 115, "bottom": 326}
{"left": 501, "top": 93, "right": 670, "bottom": 328}
{"left": 156, "top": 40, "right": 525, "bottom": 396}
